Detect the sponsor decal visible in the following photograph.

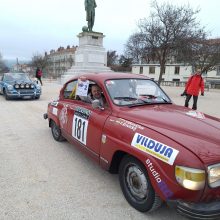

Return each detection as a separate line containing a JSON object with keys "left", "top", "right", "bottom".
{"left": 158, "top": 180, "right": 174, "bottom": 199}
{"left": 131, "top": 133, "right": 179, "bottom": 165}
{"left": 59, "top": 107, "right": 67, "bottom": 128}
{"left": 75, "top": 106, "right": 91, "bottom": 120}
{"left": 115, "top": 118, "right": 144, "bottom": 131}
{"left": 146, "top": 159, "right": 173, "bottom": 199}
{"left": 146, "top": 159, "right": 161, "bottom": 183}
{"left": 52, "top": 107, "right": 58, "bottom": 116}
{"left": 186, "top": 110, "right": 205, "bottom": 119}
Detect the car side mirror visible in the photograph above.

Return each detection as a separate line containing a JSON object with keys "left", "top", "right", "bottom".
{"left": 92, "top": 99, "right": 104, "bottom": 110}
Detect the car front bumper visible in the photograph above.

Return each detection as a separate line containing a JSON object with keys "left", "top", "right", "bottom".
{"left": 168, "top": 200, "right": 220, "bottom": 220}
{"left": 6, "top": 90, "right": 41, "bottom": 99}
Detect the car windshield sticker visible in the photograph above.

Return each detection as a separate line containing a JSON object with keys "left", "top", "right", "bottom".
{"left": 72, "top": 114, "right": 88, "bottom": 145}
{"left": 52, "top": 107, "right": 58, "bottom": 116}
{"left": 186, "top": 110, "right": 205, "bottom": 119}
{"left": 76, "top": 79, "right": 89, "bottom": 97}
{"left": 59, "top": 107, "right": 67, "bottom": 128}
{"left": 115, "top": 118, "right": 144, "bottom": 131}
{"left": 136, "top": 85, "right": 155, "bottom": 96}
{"left": 131, "top": 133, "right": 179, "bottom": 165}
{"left": 146, "top": 158, "right": 173, "bottom": 199}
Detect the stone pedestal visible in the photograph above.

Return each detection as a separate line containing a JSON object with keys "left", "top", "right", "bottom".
{"left": 61, "top": 31, "right": 112, "bottom": 84}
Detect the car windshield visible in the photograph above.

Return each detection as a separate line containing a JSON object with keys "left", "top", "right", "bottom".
{"left": 4, "top": 73, "right": 30, "bottom": 81}
{"left": 105, "top": 79, "right": 171, "bottom": 106}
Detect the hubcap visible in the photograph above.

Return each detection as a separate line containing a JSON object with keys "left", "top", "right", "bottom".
{"left": 52, "top": 124, "right": 60, "bottom": 138}
{"left": 126, "top": 165, "right": 148, "bottom": 200}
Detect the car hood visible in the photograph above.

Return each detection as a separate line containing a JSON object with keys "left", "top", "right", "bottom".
{"left": 5, "top": 79, "right": 33, "bottom": 85}
{"left": 117, "top": 104, "right": 220, "bottom": 165}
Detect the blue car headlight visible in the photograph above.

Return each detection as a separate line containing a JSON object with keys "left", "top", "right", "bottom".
{"left": 14, "top": 84, "right": 19, "bottom": 89}
{"left": 7, "top": 85, "right": 13, "bottom": 90}
{"left": 36, "top": 85, "right": 41, "bottom": 90}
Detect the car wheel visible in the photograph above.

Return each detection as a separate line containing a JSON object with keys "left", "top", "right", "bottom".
{"left": 51, "top": 120, "right": 65, "bottom": 142}
{"left": 5, "top": 92, "right": 9, "bottom": 100}
{"left": 119, "top": 155, "right": 162, "bottom": 212}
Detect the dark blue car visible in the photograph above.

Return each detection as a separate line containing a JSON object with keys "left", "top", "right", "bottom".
{"left": 0, "top": 72, "right": 41, "bottom": 100}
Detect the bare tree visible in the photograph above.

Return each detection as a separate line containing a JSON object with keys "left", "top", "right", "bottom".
{"left": 177, "top": 38, "right": 220, "bottom": 73}
{"left": 31, "top": 53, "right": 49, "bottom": 76}
{"left": 126, "top": 1, "right": 206, "bottom": 85}
{"left": 107, "top": 50, "right": 118, "bottom": 67}
{"left": 125, "top": 33, "right": 149, "bottom": 64}
{"left": 0, "top": 53, "right": 8, "bottom": 73}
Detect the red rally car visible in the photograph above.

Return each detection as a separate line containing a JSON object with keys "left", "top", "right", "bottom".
{"left": 44, "top": 72, "right": 220, "bottom": 219}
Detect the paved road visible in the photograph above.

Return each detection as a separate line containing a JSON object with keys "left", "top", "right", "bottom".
{"left": 0, "top": 81, "right": 219, "bottom": 220}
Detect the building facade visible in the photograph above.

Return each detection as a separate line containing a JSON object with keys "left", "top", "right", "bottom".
{"left": 132, "top": 64, "right": 220, "bottom": 88}
{"left": 45, "top": 46, "right": 77, "bottom": 78}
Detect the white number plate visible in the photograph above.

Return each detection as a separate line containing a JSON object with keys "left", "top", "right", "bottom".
{"left": 72, "top": 115, "right": 88, "bottom": 145}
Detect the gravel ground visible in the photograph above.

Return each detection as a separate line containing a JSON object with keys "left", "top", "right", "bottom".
{"left": 0, "top": 81, "right": 219, "bottom": 220}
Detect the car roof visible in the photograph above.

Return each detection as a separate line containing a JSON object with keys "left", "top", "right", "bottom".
{"left": 66, "top": 72, "right": 149, "bottom": 85}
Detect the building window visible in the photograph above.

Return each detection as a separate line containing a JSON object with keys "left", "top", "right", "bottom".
{"left": 173, "top": 79, "right": 180, "bottom": 82}
{"left": 149, "top": 66, "right": 155, "bottom": 74}
{"left": 174, "top": 66, "right": 180, "bottom": 75}
{"left": 173, "top": 78, "right": 180, "bottom": 86}
{"left": 139, "top": 66, "right": 143, "bottom": 74}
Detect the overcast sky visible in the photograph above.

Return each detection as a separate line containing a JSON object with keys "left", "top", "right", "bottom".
{"left": 1, "top": 0, "right": 220, "bottom": 61}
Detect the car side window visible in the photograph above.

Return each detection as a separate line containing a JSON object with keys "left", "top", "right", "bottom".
{"left": 63, "top": 80, "right": 78, "bottom": 100}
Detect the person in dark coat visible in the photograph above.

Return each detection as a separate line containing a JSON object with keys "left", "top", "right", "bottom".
{"left": 181, "top": 69, "right": 204, "bottom": 110}
{"left": 35, "top": 67, "right": 43, "bottom": 85}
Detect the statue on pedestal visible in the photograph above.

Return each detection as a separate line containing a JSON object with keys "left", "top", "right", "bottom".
{"left": 84, "top": 0, "right": 97, "bottom": 32}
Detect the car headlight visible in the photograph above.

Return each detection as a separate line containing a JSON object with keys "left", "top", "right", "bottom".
{"left": 30, "top": 84, "right": 34, "bottom": 89}
{"left": 7, "top": 85, "right": 13, "bottom": 90}
{"left": 208, "top": 163, "right": 220, "bottom": 188}
{"left": 36, "top": 85, "right": 41, "bottom": 90}
{"left": 175, "top": 166, "right": 205, "bottom": 190}
{"left": 25, "top": 83, "right": 30, "bottom": 88}
{"left": 14, "top": 84, "right": 19, "bottom": 89}
{"left": 20, "top": 84, "right": 25, "bottom": 88}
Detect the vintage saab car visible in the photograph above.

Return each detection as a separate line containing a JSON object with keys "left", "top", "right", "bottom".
{"left": 44, "top": 72, "right": 220, "bottom": 219}
{"left": 0, "top": 72, "right": 41, "bottom": 100}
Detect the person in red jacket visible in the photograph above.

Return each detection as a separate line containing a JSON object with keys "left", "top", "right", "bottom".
{"left": 182, "top": 69, "right": 205, "bottom": 110}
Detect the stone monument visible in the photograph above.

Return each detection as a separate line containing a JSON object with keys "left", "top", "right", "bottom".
{"left": 61, "top": 0, "right": 112, "bottom": 84}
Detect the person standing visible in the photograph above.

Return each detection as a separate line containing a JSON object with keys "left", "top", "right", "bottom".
{"left": 182, "top": 69, "right": 204, "bottom": 110}
{"left": 85, "top": 0, "right": 97, "bottom": 32}
{"left": 35, "top": 67, "right": 43, "bottom": 86}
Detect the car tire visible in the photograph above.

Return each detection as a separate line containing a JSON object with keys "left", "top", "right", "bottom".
{"left": 119, "top": 155, "right": 162, "bottom": 212}
{"left": 5, "top": 92, "right": 9, "bottom": 100}
{"left": 51, "top": 120, "right": 65, "bottom": 142}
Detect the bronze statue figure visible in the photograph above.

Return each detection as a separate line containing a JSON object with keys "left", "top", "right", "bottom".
{"left": 85, "top": 0, "right": 97, "bottom": 32}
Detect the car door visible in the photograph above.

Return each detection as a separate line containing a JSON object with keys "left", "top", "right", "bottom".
{"left": 65, "top": 81, "right": 112, "bottom": 159}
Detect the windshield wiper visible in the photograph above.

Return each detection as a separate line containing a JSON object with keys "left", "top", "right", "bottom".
{"left": 139, "top": 94, "right": 170, "bottom": 103}
{"left": 114, "top": 96, "right": 138, "bottom": 101}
